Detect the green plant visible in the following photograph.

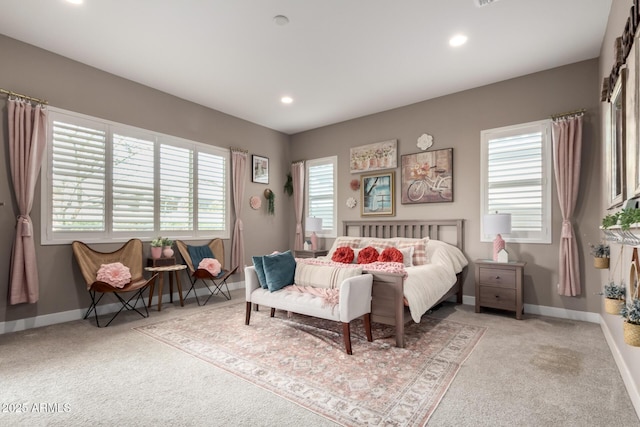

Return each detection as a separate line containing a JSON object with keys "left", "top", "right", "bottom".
{"left": 601, "top": 282, "right": 626, "bottom": 300}
{"left": 602, "top": 212, "right": 620, "bottom": 229}
{"left": 151, "top": 237, "right": 164, "bottom": 247}
{"left": 283, "top": 173, "right": 293, "bottom": 197}
{"left": 162, "top": 237, "right": 173, "bottom": 247}
{"left": 621, "top": 298, "right": 640, "bottom": 325}
{"left": 264, "top": 189, "right": 275, "bottom": 215}
{"left": 618, "top": 208, "right": 640, "bottom": 230}
{"left": 589, "top": 243, "right": 610, "bottom": 258}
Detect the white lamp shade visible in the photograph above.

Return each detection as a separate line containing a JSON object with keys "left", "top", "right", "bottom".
{"left": 306, "top": 217, "right": 323, "bottom": 232}
{"left": 483, "top": 213, "right": 511, "bottom": 236}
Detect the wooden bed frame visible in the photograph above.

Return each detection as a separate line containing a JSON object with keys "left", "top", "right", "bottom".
{"left": 342, "top": 219, "right": 466, "bottom": 348}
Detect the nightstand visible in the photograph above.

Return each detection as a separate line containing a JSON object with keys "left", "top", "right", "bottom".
{"left": 294, "top": 249, "right": 328, "bottom": 258}
{"left": 475, "top": 259, "right": 526, "bottom": 319}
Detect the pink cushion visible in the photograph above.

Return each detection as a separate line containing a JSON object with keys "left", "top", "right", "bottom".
{"left": 96, "top": 262, "right": 131, "bottom": 288}
{"left": 198, "top": 258, "right": 221, "bottom": 276}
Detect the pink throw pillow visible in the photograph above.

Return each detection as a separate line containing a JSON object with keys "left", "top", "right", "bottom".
{"left": 379, "top": 247, "right": 403, "bottom": 263}
{"left": 96, "top": 262, "right": 131, "bottom": 288}
{"left": 198, "top": 258, "right": 221, "bottom": 276}
{"left": 332, "top": 246, "right": 355, "bottom": 264}
{"left": 357, "top": 246, "right": 379, "bottom": 264}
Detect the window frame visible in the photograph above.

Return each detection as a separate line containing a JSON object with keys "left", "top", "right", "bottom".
{"left": 480, "top": 119, "right": 552, "bottom": 244}
{"left": 305, "top": 156, "right": 338, "bottom": 239}
{"left": 41, "top": 107, "right": 230, "bottom": 245}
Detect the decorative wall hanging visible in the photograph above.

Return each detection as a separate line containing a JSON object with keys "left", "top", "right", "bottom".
{"left": 361, "top": 172, "right": 395, "bottom": 216}
{"left": 252, "top": 155, "right": 269, "bottom": 184}
{"left": 264, "top": 188, "right": 275, "bottom": 215}
{"left": 350, "top": 139, "right": 397, "bottom": 173}
{"left": 350, "top": 179, "right": 360, "bottom": 191}
{"left": 249, "top": 195, "right": 261, "bottom": 210}
{"left": 417, "top": 133, "right": 434, "bottom": 151}
{"left": 400, "top": 148, "right": 453, "bottom": 204}
{"left": 346, "top": 197, "right": 357, "bottom": 209}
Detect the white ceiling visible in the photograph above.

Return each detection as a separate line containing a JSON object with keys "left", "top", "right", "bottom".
{"left": 0, "top": 0, "right": 611, "bottom": 134}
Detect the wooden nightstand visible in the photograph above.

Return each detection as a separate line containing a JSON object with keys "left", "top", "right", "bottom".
{"left": 294, "top": 249, "right": 328, "bottom": 258}
{"left": 475, "top": 259, "right": 526, "bottom": 319}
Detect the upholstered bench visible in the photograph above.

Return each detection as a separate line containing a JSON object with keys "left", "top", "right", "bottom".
{"left": 244, "top": 254, "right": 373, "bottom": 355}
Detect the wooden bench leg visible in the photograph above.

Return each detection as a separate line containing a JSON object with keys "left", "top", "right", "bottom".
{"left": 342, "top": 322, "right": 353, "bottom": 355}
{"left": 270, "top": 307, "right": 276, "bottom": 317}
{"left": 363, "top": 313, "right": 373, "bottom": 342}
{"left": 245, "top": 302, "right": 251, "bottom": 325}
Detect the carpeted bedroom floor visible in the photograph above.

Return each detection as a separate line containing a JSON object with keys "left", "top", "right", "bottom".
{"left": 1, "top": 289, "right": 638, "bottom": 426}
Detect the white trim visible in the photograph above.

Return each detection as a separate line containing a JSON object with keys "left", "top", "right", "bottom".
{"left": 0, "top": 281, "right": 244, "bottom": 335}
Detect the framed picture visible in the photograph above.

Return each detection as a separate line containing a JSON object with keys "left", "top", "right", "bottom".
{"left": 607, "top": 68, "right": 626, "bottom": 207}
{"left": 252, "top": 155, "right": 269, "bottom": 184}
{"left": 400, "top": 148, "right": 453, "bottom": 204}
{"left": 361, "top": 172, "right": 395, "bottom": 216}
{"left": 350, "top": 139, "right": 397, "bottom": 173}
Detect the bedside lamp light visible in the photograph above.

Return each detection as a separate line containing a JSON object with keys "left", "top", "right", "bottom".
{"left": 483, "top": 212, "right": 512, "bottom": 261}
{"left": 306, "top": 217, "right": 323, "bottom": 250}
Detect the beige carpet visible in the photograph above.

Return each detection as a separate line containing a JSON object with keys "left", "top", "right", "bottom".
{"left": 136, "top": 304, "right": 485, "bottom": 426}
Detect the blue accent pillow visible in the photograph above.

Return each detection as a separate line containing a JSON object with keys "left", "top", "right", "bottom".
{"left": 188, "top": 244, "right": 214, "bottom": 270}
{"left": 262, "top": 250, "right": 296, "bottom": 292}
{"left": 252, "top": 256, "right": 268, "bottom": 289}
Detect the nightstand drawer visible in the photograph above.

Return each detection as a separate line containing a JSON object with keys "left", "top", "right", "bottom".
{"left": 478, "top": 286, "right": 516, "bottom": 310}
{"left": 479, "top": 267, "right": 516, "bottom": 288}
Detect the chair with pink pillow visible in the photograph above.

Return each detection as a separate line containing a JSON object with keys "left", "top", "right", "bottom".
{"left": 72, "top": 239, "right": 158, "bottom": 327}
{"left": 176, "top": 238, "right": 238, "bottom": 305}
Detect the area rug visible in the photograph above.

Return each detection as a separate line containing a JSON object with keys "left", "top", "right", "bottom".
{"left": 135, "top": 303, "right": 485, "bottom": 426}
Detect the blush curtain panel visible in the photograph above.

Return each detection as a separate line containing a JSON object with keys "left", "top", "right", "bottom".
{"left": 231, "top": 149, "right": 247, "bottom": 271}
{"left": 8, "top": 98, "right": 48, "bottom": 304}
{"left": 552, "top": 113, "right": 583, "bottom": 297}
{"left": 291, "top": 161, "right": 305, "bottom": 250}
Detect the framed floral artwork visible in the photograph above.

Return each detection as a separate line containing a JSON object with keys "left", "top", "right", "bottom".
{"left": 361, "top": 172, "right": 395, "bottom": 216}
{"left": 252, "top": 155, "right": 269, "bottom": 184}
{"left": 350, "top": 139, "right": 397, "bottom": 173}
{"left": 400, "top": 148, "right": 453, "bottom": 204}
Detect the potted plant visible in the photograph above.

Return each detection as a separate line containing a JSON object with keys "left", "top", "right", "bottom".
{"left": 620, "top": 298, "right": 640, "bottom": 347}
{"left": 589, "top": 242, "right": 610, "bottom": 269}
{"left": 151, "top": 237, "right": 163, "bottom": 259}
{"left": 162, "top": 238, "right": 174, "bottom": 257}
{"left": 600, "top": 282, "right": 626, "bottom": 315}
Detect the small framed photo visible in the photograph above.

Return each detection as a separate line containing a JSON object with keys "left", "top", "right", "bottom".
{"left": 361, "top": 171, "right": 395, "bottom": 216}
{"left": 252, "top": 155, "right": 269, "bottom": 184}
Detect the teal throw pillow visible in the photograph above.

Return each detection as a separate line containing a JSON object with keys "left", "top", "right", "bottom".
{"left": 252, "top": 255, "right": 268, "bottom": 289}
{"left": 262, "top": 250, "right": 296, "bottom": 292}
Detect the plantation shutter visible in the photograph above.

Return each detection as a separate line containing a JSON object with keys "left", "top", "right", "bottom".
{"left": 160, "top": 144, "right": 193, "bottom": 230}
{"left": 307, "top": 159, "right": 335, "bottom": 233}
{"left": 112, "top": 133, "right": 155, "bottom": 231}
{"left": 51, "top": 120, "right": 106, "bottom": 231}
{"left": 198, "top": 151, "right": 226, "bottom": 231}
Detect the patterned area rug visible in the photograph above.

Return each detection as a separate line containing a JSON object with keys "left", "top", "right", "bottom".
{"left": 136, "top": 303, "right": 485, "bottom": 426}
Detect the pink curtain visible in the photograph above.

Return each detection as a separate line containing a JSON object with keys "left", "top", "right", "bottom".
{"left": 231, "top": 149, "right": 247, "bottom": 271}
{"left": 291, "top": 161, "right": 305, "bottom": 250}
{"left": 8, "top": 99, "right": 48, "bottom": 304}
{"left": 552, "top": 114, "right": 583, "bottom": 296}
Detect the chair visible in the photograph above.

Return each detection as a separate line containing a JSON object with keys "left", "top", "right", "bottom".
{"left": 176, "top": 239, "right": 238, "bottom": 305}
{"left": 72, "top": 239, "right": 158, "bottom": 327}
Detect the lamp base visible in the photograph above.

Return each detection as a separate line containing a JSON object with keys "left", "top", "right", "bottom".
{"left": 493, "top": 234, "right": 505, "bottom": 261}
{"left": 311, "top": 232, "right": 318, "bottom": 250}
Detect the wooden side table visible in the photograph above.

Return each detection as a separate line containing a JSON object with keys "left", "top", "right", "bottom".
{"left": 475, "top": 259, "right": 526, "bottom": 319}
{"left": 294, "top": 249, "right": 328, "bottom": 258}
{"left": 145, "top": 264, "right": 187, "bottom": 311}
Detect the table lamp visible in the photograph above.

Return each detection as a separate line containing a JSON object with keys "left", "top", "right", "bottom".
{"left": 306, "top": 217, "right": 323, "bottom": 250}
{"left": 483, "top": 212, "right": 511, "bottom": 261}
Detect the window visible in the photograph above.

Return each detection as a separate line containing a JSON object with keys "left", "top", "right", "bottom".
{"left": 42, "top": 107, "right": 229, "bottom": 244}
{"left": 480, "top": 120, "right": 552, "bottom": 244}
{"left": 306, "top": 156, "right": 337, "bottom": 238}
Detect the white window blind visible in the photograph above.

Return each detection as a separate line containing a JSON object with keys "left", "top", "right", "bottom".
{"left": 306, "top": 156, "right": 337, "bottom": 237}
{"left": 481, "top": 120, "right": 551, "bottom": 244}
{"left": 51, "top": 119, "right": 107, "bottom": 232}
{"left": 43, "top": 107, "right": 229, "bottom": 244}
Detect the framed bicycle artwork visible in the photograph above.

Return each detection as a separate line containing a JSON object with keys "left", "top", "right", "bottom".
{"left": 361, "top": 171, "right": 395, "bottom": 216}
{"left": 400, "top": 148, "right": 453, "bottom": 204}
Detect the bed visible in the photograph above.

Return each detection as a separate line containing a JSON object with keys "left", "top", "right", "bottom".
{"left": 334, "top": 219, "right": 468, "bottom": 348}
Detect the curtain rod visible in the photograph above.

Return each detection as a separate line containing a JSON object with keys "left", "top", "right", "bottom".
{"left": 229, "top": 147, "right": 248, "bottom": 153}
{"left": 0, "top": 88, "right": 48, "bottom": 105}
{"left": 550, "top": 108, "right": 585, "bottom": 120}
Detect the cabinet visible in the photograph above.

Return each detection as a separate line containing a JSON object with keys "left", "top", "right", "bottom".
{"left": 294, "top": 249, "right": 328, "bottom": 259}
{"left": 475, "top": 260, "right": 526, "bottom": 319}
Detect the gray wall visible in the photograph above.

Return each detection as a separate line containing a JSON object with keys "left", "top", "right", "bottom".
{"left": 290, "top": 59, "right": 602, "bottom": 313}
{"left": 0, "top": 35, "right": 291, "bottom": 322}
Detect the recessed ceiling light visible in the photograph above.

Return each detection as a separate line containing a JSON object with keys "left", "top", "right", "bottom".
{"left": 449, "top": 34, "right": 468, "bottom": 47}
{"left": 66, "top": 0, "right": 84, "bottom": 4}
{"left": 273, "top": 15, "right": 289, "bottom": 26}
{"left": 281, "top": 96, "right": 293, "bottom": 104}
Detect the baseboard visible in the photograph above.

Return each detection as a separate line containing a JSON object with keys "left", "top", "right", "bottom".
{"left": 0, "top": 280, "right": 244, "bottom": 335}
{"left": 600, "top": 317, "right": 640, "bottom": 420}
{"left": 460, "top": 295, "right": 601, "bottom": 323}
